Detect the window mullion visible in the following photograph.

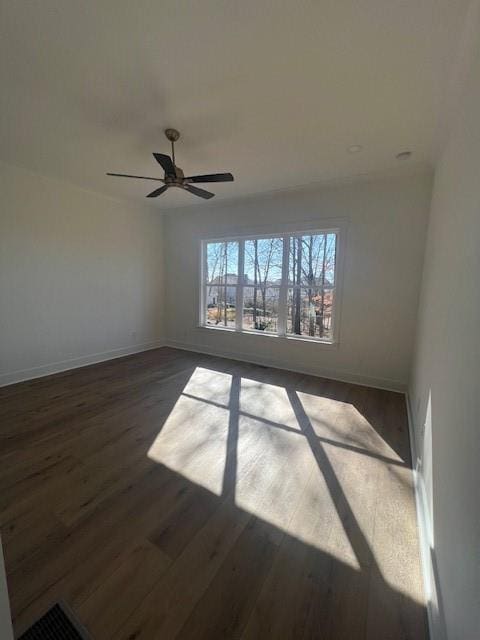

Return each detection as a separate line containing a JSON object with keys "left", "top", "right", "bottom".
{"left": 236, "top": 240, "right": 244, "bottom": 331}
{"left": 278, "top": 235, "right": 289, "bottom": 336}
{"left": 201, "top": 241, "right": 207, "bottom": 326}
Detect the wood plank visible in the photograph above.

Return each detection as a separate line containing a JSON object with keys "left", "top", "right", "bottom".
{"left": 114, "top": 497, "right": 252, "bottom": 640}
{"left": 176, "top": 516, "right": 280, "bottom": 640}
{"left": 148, "top": 484, "right": 219, "bottom": 561}
{"left": 76, "top": 540, "right": 171, "bottom": 639}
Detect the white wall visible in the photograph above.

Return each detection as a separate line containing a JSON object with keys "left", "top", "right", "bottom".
{"left": 0, "top": 538, "right": 13, "bottom": 640}
{"left": 0, "top": 162, "right": 165, "bottom": 385}
{"left": 164, "top": 171, "right": 432, "bottom": 391}
{"left": 409, "top": 16, "right": 480, "bottom": 640}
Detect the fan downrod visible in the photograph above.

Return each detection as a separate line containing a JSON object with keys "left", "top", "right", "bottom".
{"left": 164, "top": 128, "right": 180, "bottom": 142}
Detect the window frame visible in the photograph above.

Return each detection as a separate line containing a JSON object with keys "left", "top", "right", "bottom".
{"left": 199, "top": 224, "right": 344, "bottom": 345}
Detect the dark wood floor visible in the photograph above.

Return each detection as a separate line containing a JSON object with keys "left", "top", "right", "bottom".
{"left": 0, "top": 347, "right": 427, "bottom": 639}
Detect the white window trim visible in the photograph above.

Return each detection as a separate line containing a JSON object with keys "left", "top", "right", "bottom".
{"left": 199, "top": 221, "right": 346, "bottom": 346}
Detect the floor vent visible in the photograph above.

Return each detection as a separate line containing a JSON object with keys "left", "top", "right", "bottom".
{"left": 19, "top": 602, "right": 91, "bottom": 640}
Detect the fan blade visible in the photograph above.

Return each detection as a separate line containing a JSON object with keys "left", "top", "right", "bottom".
{"left": 153, "top": 153, "right": 176, "bottom": 176}
{"left": 184, "top": 173, "right": 234, "bottom": 183}
{"left": 184, "top": 184, "right": 215, "bottom": 199}
{"left": 146, "top": 185, "right": 169, "bottom": 198}
{"left": 106, "top": 173, "right": 164, "bottom": 182}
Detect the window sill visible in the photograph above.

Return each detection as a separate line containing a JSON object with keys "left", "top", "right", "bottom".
{"left": 197, "top": 324, "right": 338, "bottom": 347}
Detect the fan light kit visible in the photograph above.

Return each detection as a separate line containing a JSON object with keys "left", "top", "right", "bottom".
{"left": 107, "top": 128, "right": 234, "bottom": 199}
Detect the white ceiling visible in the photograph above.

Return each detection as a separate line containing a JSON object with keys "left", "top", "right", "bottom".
{"left": 0, "top": 1, "right": 469, "bottom": 208}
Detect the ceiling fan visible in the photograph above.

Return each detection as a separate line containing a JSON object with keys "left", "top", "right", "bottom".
{"left": 106, "top": 128, "right": 234, "bottom": 200}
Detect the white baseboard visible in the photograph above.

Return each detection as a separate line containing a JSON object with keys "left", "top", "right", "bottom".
{"left": 405, "top": 393, "right": 443, "bottom": 640}
{"left": 164, "top": 338, "right": 406, "bottom": 393}
{"left": 0, "top": 339, "right": 165, "bottom": 387}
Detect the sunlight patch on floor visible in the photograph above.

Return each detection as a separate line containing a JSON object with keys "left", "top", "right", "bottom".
{"left": 239, "top": 378, "right": 301, "bottom": 430}
{"left": 297, "top": 390, "right": 405, "bottom": 462}
{"left": 148, "top": 393, "right": 229, "bottom": 495}
{"left": 147, "top": 366, "right": 420, "bottom": 591}
{"left": 182, "top": 366, "right": 233, "bottom": 406}
{"left": 235, "top": 415, "right": 361, "bottom": 570}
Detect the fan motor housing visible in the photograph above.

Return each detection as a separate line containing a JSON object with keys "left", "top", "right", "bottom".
{"left": 164, "top": 165, "right": 184, "bottom": 185}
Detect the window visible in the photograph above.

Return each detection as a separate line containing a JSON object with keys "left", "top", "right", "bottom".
{"left": 201, "top": 229, "right": 340, "bottom": 342}
{"left": 204, "top": 241, "right": 239, "bottom": 328}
